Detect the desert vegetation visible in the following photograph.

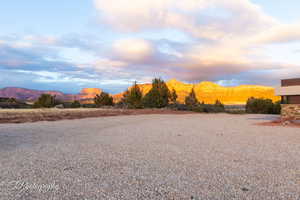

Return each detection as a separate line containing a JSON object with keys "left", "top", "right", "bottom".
{"left": 94, "top": 92, "right": 114, "bottom": 107}
{"left": 33, "top": 94, "right": 59, "bottom": 108}
{"left": 0, "top": 78, "right": 282, "bottom": 115}
{"left": 0, "top": 97, "right": 30, "bottom": 109}
{"left": 246, "top": 97, "right": 281, "bottom": 114}
{"left": 119, "top": 78, "right": 226, "bottom": 113}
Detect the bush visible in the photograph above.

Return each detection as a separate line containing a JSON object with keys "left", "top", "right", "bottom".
{"left": 272, "top": 101, "right": 281, "bottom": 114}
{"left": 71, "top": 100, "right": 81, "bottom": 108}
{"left": 167, "top": 103, "right": 189, "bottom": 111}
{"left": 184, "top": 103, "right": 225, "bottom": 113}
{"left": 226, "top": 110, "right": 246, "bottom": 114}
{"left": 142, "top": 78, "right": 170, "bottom": 108}
{"left": 213, "top": 100, "right": 225, "bottom": 112}
{"left": 121, "top": 81, "right": 143, "bottom": 109}
{"left": 185, "top": 88, "right": 199, "bottom": 109}
{"left": 192, "top": 104, "right": 204, "bottom": 113}
{"left": 82, "top": 104, "right": 97, "bottom": 108}
{"left": 169, "top": 102, "right": 225, "bottom": 113}
{"left": 201, "top": 104, "right": 224, "bottom": 113}
{"left": 246, "top": 97, "right": 281, "bottom": 114}
{"left": 0, "top": 98, "right": 31, "bottom": 109}
{"left": 33, "top": 94, "right": 57, "bottom": 108}
{"left": 170, "top": 88, "right": 178, "bottom": 104}
{"left": 94, "top": 92, "right": 114, "bottom": 107}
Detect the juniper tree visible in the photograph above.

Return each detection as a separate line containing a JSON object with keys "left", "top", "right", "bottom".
{"left": 185, "top": 87, "right": 199, "bottom": 108}
{"left": 122, "top": 81, "right": 143, "bottom": 108}
{"left": 71, "top": 100, "right": 81, "bottom": 108}
{"left": 170, "top": 88, "right": 178, "bottom": 104}
{"left": 33, "top": 94, "right": 57, "bottom": 108}
{"left": 142, "top": 78, "right": 170, "bottom": 108}
{"left": 214, "top": 99, "right": 224, "bottom": 109}
{"left": 94, "top": 92, "right": 114, "bottom": 107}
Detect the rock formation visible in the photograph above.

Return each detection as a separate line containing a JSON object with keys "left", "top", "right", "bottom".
{"left": 0, "top": 80, "right": 280, "bottom": 105}
{"left": 113, "top": 79, "right": 280, "bottom": 105}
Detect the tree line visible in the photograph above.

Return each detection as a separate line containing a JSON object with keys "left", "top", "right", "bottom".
{"left": 26, "top": 78, "right": 282, "bottom": 114}
{"left": 94, "top": 78, "right": 226, "bottom": 113}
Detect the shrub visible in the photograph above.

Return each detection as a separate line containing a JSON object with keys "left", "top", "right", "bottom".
{"left": 246, "top": 97, "right": 281, "bottom": 114}
{"left": 121, "top": 81, "right": 143, "bottom": 109}
{"left": 226, "top": 110, "right": 246, "bottom": 114}
{"left": 94, "top": 92, "right": 114, "bottom": 107}
{"left": 82, "top": 104, "right": 97, "bottom": 108}
{"left": 142, "top": 78, "right": 170, "bottom": 108}
{"left": 0, "top": 98, "right": 31, "bottom": 109}
{"left": 167, "top": 103, "right": 189, "bottom": 111}
{"left": 272, "top": 101, "right": 281, "bottom": 114}
{"left": 213, "top": 100, "right": 225, "bottom": 112}
{"left": 192, "top": 104, "right": 204, "bottom": 113}
{"left": 185, "top": 88, "right": 199, "bottom": 109}
{"left": 201, "top": 104, "right": 224, "bottom": 113}
{"left": 33, "top": 94, "right": 57, "bottom": 108}
{"left": 170, "top": 88, "right": 178, "bottom": 104}
{"left": 71, "top": 100, "right": 81, "bottom": 108}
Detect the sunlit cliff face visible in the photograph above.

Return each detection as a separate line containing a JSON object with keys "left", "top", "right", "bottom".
{"left": 80, "top": 88, "right": 102, "bottom": 99}
{"left": 113, "top": 79, "right": 280, "bottom": 105}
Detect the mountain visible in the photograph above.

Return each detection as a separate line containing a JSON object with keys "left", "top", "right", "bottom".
{"left": 79, "top": 88, "right": 102, "bottom": 99}
{"left": 0, "top": 87, "right": 101, "bottom": 103}
{"left": 77, "top": 88, "right": 102, "bottom": 104}
{"left": 0, "top": 80, "right": 280, "bottom": 105}
{"left": 113, "top": 79, "right": 280, "bottom": 105}
{"left": 0, "top": 87, "right": 73, "bottom": 102}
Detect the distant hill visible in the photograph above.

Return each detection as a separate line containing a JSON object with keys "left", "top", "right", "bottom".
{"left": 0, "top": 80, "right": 280, "bottom": 105}
{"left": 113, "top": 79, "right": 281, "bottom": 105}
{"left": 0, "top": 87, "right": 101, "bottom": 103}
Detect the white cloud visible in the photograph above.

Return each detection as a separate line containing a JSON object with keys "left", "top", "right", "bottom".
{"left": 92, "top": 0, "right": 300, "bottom": 84}
{"left": 252, "top": 22, "right": 300, "bottom": 44}
{"left": 2, "top": 0, "right": 300, "bottom": 91}
{"left": 112, "top": 38, "right": 155, "bottom": 62}
{"left": 94, "top": 0, "right": 277, "bottom": 41}
{"left": 94, "top": 58, "right": 127, "bottom": 69}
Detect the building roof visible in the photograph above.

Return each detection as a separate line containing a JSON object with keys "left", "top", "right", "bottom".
{"left": 282, "top": 78, "right": 300, "bottom": 87}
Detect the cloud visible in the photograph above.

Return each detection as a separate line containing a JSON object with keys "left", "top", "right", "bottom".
{"left": 94, "top": 0, "right": 277, "bottom": 41}
{"left": 112, "top": 39, "right": 155, "bottom": 62}
{"left": 92, "top": 0, "right": 300, "bottom": 85}
{"left": 2, "top": 1, "right": 300, "bottom": 93}
{"left": 252, "top": 22, "right": 300, "bottom": 44}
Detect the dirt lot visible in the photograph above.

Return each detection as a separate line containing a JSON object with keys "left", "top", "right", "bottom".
{"left": 0, "top": 108, "right": 192, "bottom": 123}
{"left": 0, "top": 114, "right": 299, "bottom": 199}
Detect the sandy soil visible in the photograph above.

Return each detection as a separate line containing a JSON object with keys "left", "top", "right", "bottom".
{"left": 0, "top": 114, "right": 299, "bottom": 199}
{"left": 0, "top": 108, "right": 193, "bottom": 124}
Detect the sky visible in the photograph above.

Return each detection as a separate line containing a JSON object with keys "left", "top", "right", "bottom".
{"left": 0, "top": 0, "right": 300, "bottom": 94}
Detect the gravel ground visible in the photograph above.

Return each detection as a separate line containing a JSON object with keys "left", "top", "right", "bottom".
{"left": 0, "top": 114, "right": 299, "bottom": 200}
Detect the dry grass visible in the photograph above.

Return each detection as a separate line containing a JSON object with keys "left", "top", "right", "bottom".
{"left": 0, "top": 108, "right": 193, "bottom": 124}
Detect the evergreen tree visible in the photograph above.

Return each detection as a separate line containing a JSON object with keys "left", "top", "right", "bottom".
{"left": 94, "top": 92, "right": 114, "bottom": 107}
{"left": 142, "top": 78, "right": 170, "bottom": 108}
{"left": 185, "top": 87, "right": 199, "bottom": 108}
{"left": 170, "top": 88, "right": 178, "bottom": 104}
{"left": 214, "top": 99, "right": 224, "bottom": 109}
{"left": 71, "top": 100, "right": 81, "bottom": 108}
{"left": 122, "top": 81, "right": 143, "bottom": 108}
{"left": 246, "top": 97, "right": 275, "bottom": 114}
{"left": 33, "top": 94, "right": 57, "bottom": 108}
{"left": 214, "top": 99, "right": 225, "bottom": 112}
